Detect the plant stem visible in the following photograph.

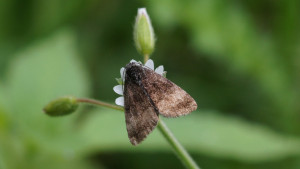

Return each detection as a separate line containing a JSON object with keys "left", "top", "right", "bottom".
{"left": 157, "top": 119, "right": 200, "bottom": 169}
{"left": 144, "top": 54, "right": 149, "bottom": 64}
{"left": 77, "top": 98, "right": 124, "bottom": 111}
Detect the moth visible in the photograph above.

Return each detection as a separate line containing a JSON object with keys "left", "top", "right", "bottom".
{"left": 121, "top": 61, "right": 197, "bottom": 145}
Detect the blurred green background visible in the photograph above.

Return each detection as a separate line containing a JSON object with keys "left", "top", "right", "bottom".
{"left": 1, "top": 0, "right": 300, "bottom": 169}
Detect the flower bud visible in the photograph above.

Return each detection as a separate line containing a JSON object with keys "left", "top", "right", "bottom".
{"left": 43, "top": 96, "right": 79, "bottom": 116}
{"left": 134, "top": 8, "right": 155, "bottom": 56}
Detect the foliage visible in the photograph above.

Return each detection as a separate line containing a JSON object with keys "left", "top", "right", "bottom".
{"left": 1, "top": 0, "right": 300, "bottom": 169}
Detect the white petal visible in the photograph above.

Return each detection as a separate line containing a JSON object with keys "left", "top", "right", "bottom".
{"left": 120, "top": 67, "right": 125, "bottom": 80}
{"left": 130, "top": 59, "right": 137, "bottom": 63}
{"left": 145, "top": 59, "right": 154, "bottom": 70}
{"left": 115, "top": 96, "right": 124, "bottom": 106}
{"left": 155, "top": 65, "right": 164, "bottom": 75}
{"left": 113, "top": 85, "right": 123, "bottom": 95}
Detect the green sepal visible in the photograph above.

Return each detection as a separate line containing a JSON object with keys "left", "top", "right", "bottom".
{"left": 116, "top": 78, "right": 123, "bottom": 85}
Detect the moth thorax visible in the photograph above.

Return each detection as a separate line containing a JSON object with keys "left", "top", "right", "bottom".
{"left": 125, "top": 65, "right": 143, "bottom": 85}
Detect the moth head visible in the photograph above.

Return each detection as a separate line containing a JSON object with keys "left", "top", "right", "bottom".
{"left": 125, "top": 61, "right": 143, "bottom": 69}
{"left": 124, "top": 62, "right": 144, "bottom": 84}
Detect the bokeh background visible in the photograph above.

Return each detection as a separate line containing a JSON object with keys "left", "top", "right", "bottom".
{"left": 1, "top": 0, "right": 300, "bottom": 169}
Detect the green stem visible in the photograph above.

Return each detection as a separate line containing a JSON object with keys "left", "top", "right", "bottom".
{"left": 144, "top": 54, "right": 149, "bottom": 64}
{"left": 77, "top": 98, "right": 123, "bottom": 111}
{"left": 157, "top": 119, "right": 200, "bottom": 169}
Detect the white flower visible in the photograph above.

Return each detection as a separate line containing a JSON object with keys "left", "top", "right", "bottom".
{"left": 113, "top": 59, "right": 165, "bottom": 107}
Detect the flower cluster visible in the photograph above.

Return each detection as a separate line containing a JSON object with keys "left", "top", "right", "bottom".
{"left": 113, "top": 59, "right": 165, "bottom": 106}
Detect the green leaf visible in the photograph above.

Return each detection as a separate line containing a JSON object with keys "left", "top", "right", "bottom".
{"left": 78, "top": 109, "right": 300, "bottom": 162}
{"left": 150, "top": 0, "right": 297, "bottom": 131}
{"left": 5, "top": 30, "right": 89, "bottom": 133}
{"left": 0, "top": 29, "right": 97, "bottom": 169}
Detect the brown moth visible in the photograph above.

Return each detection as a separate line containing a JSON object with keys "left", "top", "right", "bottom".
{"left": 123, "top": 61, "right": 197, "bottom": 145}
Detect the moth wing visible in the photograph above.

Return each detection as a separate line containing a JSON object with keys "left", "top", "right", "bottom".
{"left": 124, "top": 78, "right": 159, "bottom": 145}
{"left": 142, "top": 68, "right": 197, "bottom": 117}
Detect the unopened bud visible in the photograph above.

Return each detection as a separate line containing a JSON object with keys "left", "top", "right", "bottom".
{"left": 134, "top": 8, "right": 155, "bottom": 56}
{"left": 43, "top": 96, "right": 79, "bottom": 116}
